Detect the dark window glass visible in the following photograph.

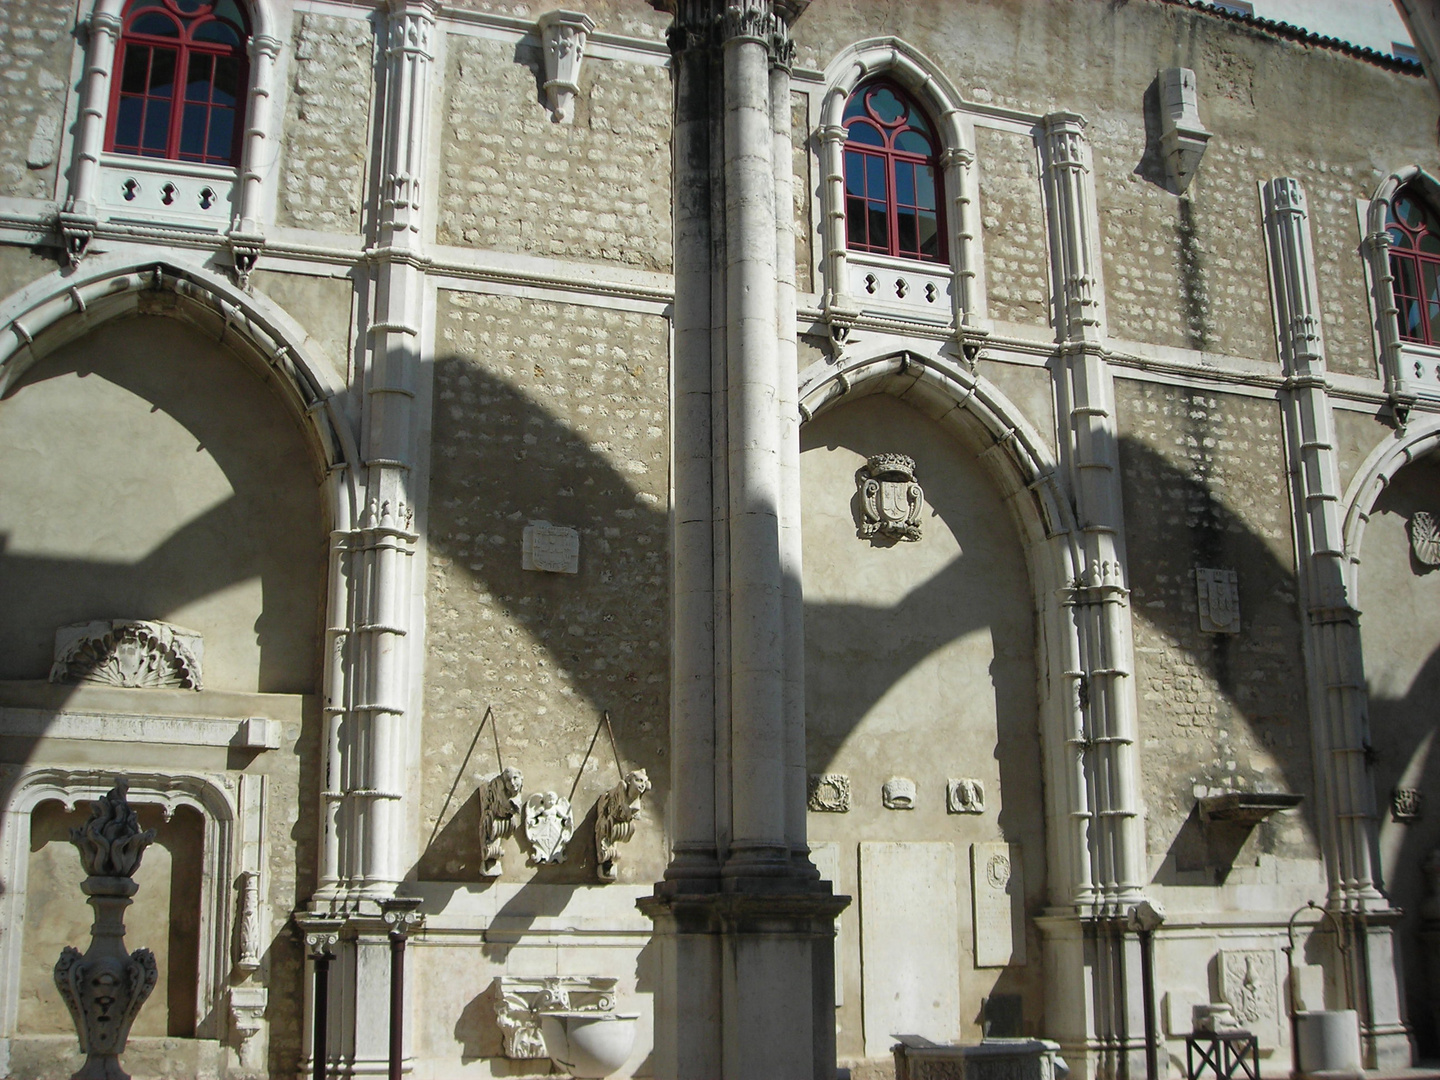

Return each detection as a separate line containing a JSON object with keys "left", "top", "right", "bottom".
{"left": 840, "top": 80, "right": 947, "bottom": 263}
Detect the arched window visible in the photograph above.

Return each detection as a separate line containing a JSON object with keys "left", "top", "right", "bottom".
{"left": 1387, "top": 186, "right": 1440, "bottom": 347}
{"left": 843, "top": 80, "right": 946, "bottom": 263}
{"left": 106, "top": 0, "right": 250, "bottom": 166}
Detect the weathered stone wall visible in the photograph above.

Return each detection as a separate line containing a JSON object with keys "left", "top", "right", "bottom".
{"left": 801, "top": 394, "right": 1046, "bottom": 1058}
{"left": 276, "top": 14, "right": 374, "bottom": 234}
{"left": 0, "top": 2, "right": 70, "bottom": 202}
{"left": 1115, "top": 381, "right": 1316, "bottom": 877}
{"left": 422, "top": 290, "right": 670, "bottom": 884}
{"left": 976, "top": 127, "right": 1049, "bottom": 328}
{"left": 443, "top": 0, "right": 668, "bottom": 41}
{"left": 438, "top": 36, "right": 671, "bottom": 270}
{"left": 792, "top": 0, "right": 1437, "bottom": 368}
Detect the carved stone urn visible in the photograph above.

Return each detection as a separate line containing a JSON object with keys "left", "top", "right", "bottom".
{"left": 53, "top": 779, "right": 159, "bottom": 1080}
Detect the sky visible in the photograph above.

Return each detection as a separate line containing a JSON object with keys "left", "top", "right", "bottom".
{"left": 1202, "top": 0, "right": 1416, "bottom": 58}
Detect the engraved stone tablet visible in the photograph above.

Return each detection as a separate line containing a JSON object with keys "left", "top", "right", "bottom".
{"left": 522, "top": 522, "right": 580, "bottom": 574}
{"left": 1196, "top": 567, "right": 1240, "bottom": 634}
{"left": 971, "top": 841, "right": 1025, "bottom": 968}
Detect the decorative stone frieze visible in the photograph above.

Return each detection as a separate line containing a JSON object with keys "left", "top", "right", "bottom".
{"left": 1411, "top": 511, "right": 1440, "bottom": 566}
{"left": 1394, "top": 787, "right": 1423, "bottom": 823}
{"left": 493, "top": 976, "right": 618, "bottom": 1060}
{"left": 857, "top": 454, "right": 924, "bottom": 542}
{"left": 808, "top": 774, "right": 851, "bottom": 813}
{"left": 882, "top": 778, "right": 917, "bottom": 810}
{"left": 54, "top": 779, "right": 159, "bottom": 1080}
{"left": 50, "top": 619, "right": 204, "bottom": 690}
{"left": 947, "top": 778, "right": 986, "bottom": 814}
{"left": 478, "top": 768, "right": 524, "bottom": 878}
{"left": 595, "top": 770, "right": 651, "bottom": 883}
{"left": 523, "top": 791, "right": 575, "bottom": 865}
{"left": 536, "top": 10, "right": 595, "bottom": 124}
{"left": 1157, "top": 68, "right": 1210, "bottom": 194}
{"left": 1195, "top": 568, "right": 1241, "bottom": 634}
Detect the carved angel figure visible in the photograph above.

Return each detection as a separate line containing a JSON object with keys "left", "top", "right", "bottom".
{"left": 1412, "top": 511, "right": 1440, "bottom": 567}
{"left": 478, "top": 767, "right": 524, "bottom": 878}
{"left": 595, "top": 770, "right": 651, "bottom": 883}
{"left": 857, "top": 453, "right": 924, "bottom": 542}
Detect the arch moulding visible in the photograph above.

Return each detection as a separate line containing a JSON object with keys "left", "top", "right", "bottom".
{"left": 797, "top": 344, "right": 1113, "bottom": 914}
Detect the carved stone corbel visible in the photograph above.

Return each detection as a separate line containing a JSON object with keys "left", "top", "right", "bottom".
{"left": 536, "top": 10, "right": 595, "bottom": 124}
{"left": 227, "top": 231, "right": 265, "bottom": 290}
{"left": 230, "top": 985, "right": 268, "bottom": 1073}
{"left": 1157, "top": 68, "right": 1210, "bottom": 194}
{"left": 595, "top": 769, "right": 651, "bottom": 882}
{"left": 478, "top": 767, "right": 524, "bottom": 878}
{"left": 492, "top": 976, "right": 618, "bottom": 1060}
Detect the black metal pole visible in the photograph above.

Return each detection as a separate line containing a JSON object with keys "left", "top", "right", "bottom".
{"left": 312, "top": 952, "right": 331, "bottom": 1080}
{"left": 1139, "top": 926, "right": 1158, "bottom": 1080}
{"left": 389, "top": 930, "right": 406, "bottom": 1080}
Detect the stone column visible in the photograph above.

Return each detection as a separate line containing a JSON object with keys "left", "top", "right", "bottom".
{"left": 59, "top": 8, "right": 122, "bottom": 260}
{"left": 642, "top": 3, "right": 846, "bottom": 1078}
{"left": 1262, "top": 176, "right": 1410, "bottom": 1068}
{"left": 1042, "top": 111, "right": 1149, "bottom": 1080}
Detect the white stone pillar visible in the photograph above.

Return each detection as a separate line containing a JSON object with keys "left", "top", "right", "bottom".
{"left": 59, "top": 8, "right": 122, "bottom": 259}
{"left": 1262, "top": 176, "right": 1410, "bottom": 1068}
{"left": 642, "top": 4, "right": 845, "bottom": 1078}
{"left": 1042, "top": 110, "right": 1149, "bottom": 1080}
{"left": 231, "top": 32, "right": 281, "bottom": 238}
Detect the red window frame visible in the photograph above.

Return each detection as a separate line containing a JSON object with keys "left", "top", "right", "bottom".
{"left": 842, "top": 80, "right": 947, "bottom": 264}
{"left": 106, "top": 0, "right": 250, "bottom": 167}
{"left": 1388, "top": 187, "right": 1440, "bottom": 348}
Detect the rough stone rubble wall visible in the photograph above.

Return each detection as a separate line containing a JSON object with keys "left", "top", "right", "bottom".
{"left": 438, "top": 35, "right": 672, "bottom": 270}
{"left": 0, "top": 3, "right": 72, "bottom": 202}
{"left": 976, "top": 126, "right": 1049, "bottom": 328}
{"left": 1116, "top": 381, "right": 1316, "bottom": 869}
{"left": 277, "top": 13, "right": 374, "bottom": 234}
{"left": 421, "top": 290, "right": 671, "bottom": 883}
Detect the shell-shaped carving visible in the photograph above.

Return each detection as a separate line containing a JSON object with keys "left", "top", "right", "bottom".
{"left": 1413, "top": 511, "right": 1440, "bottom": 567}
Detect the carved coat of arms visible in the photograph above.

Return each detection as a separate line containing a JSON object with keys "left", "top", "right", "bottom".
{"left": 857, "top": 453, "right": 924, "bottom": 542}
{"left": 523, "top": 791, "right": 574, "bottom": 865}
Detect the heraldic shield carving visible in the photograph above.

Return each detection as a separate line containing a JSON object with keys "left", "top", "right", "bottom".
{"left": 857, "top": 453, "right": 924, "bottom": 542}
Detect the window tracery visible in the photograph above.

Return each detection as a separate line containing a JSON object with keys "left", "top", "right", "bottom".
{"left": 842, "top": 80, "right": 946, "bottom": 263}
{"left": 1386, "top": 186, "right": 1440, "bottom": 348}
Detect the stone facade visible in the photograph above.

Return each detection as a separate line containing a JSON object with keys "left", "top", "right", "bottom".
{"left": 0, "top": 1, "right": 1436, "bottom": 1079}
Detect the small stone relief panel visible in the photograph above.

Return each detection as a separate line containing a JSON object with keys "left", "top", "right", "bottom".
{"left": 1195, "top": 568, "right": 1241, "bottom": 634}
{"left": 971, "top": 842, "right": 1025, "bottom": 968}
{"left": 50, "top": 619, "right": 204, "bottom": 690}
{"left": 947, "top": 778, "right": 986, "bottom": 814}
{"left": 493, "top": 976, "right": 617, "bottom": 1060}
{"left": 883, "top": 777, "right": 916, "bottom": 810}
{"left": 1217, "top": 949, "right": 1280, "bottom": 1044}
{"left": 808, "top": 773, "right": 851, "bottom": 813}
{"left": 857, "top": 454, "right": 924, "bottom": 542}
{"left": 1394, "top": 787, "right": 1423, "bottom": 823}
{"left": 234, "top": 870, "right": 261, "bottom": 974}
{"left": 522, "top": 521, "right": 580, "bottom": 574}
{"left": 522, "top": 791, "right": 574, "bottom": 865}
{"left": 478, "top": 768, "right": 524, "bottom": 878}
{"left": 1411, "top": 511, "right": 1440, "bottom": 567}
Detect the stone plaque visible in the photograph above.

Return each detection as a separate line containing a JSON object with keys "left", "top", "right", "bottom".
{"left": 522, "top": 522, "right": 580, "bottom": 574}
{"left": 859, "top": 842, "right": 960, "bottom": 1057}
{"left": 971, "top": 842, "right": 1025, "bottom": 968}
{"left": 1217, "top": 948, "right": 1280, "bottom": 1045}
{"left": 1196, "top": 567, "right": 1240, "bottom": 634}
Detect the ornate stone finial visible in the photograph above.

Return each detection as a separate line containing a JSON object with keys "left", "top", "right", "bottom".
{"left": 50, "top": 620, "right": 204, "bottom": 690}
{"left": 478, "top": 767, "right": 524, "bottom": 878}
{"left": 523, "top": 791, "right": 575, "bottom": 865}
{"left": 595, "top": 770, "right": 651, "bottom": 883}
{"left": 70, "top": 778, "right": 157, "bottom": 883}
{"left": 537, "top": 10, "right": 595, "bottom": 124}
{"left": 857, "top": 454, "right": 924, "bottom": 542}
{"left": 55, "top": 778, "right": 159, "bottom": 1080}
